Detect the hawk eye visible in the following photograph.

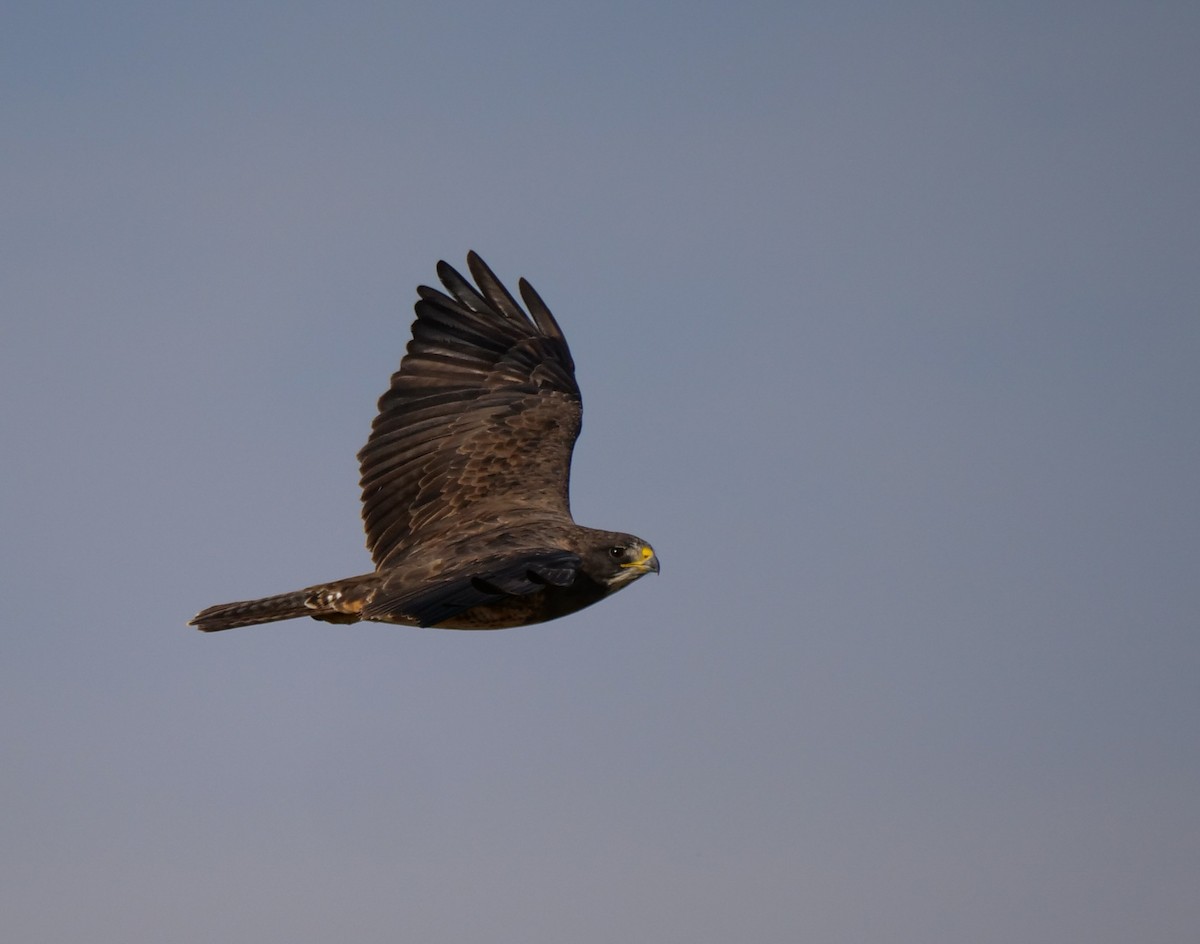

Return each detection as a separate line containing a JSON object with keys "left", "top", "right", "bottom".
{"left": 608, "top": 545, "right": 626, "bottom": 559}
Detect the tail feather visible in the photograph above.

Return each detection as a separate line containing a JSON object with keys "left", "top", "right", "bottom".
{"left": 190, "top": 590, "right": 314, "bottom": 632}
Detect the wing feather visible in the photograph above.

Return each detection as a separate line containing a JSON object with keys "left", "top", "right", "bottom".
{"left": 466, "top": 252, "right": 530, "bottom": 322}
{"left": 519, "top": 277, "right": 568, "bottom": 342}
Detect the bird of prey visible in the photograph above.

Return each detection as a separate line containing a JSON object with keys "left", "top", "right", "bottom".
{"left": 190, "top": 253, "right": 658, "bottom": 633}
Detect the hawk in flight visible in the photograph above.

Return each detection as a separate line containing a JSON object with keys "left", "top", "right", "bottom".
{"left": 191, "top": 253, "right": 658, "bottom": 632}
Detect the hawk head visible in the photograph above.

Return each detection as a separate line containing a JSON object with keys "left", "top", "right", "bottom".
{"left": 582, "top": 533, "right": 660, "bottom": 588}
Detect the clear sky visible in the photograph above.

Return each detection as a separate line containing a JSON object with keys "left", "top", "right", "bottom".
{"left": 3, "top": 2, "right": 1198, "bottom": 941}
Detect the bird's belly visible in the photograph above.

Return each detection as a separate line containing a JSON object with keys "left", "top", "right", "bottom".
{"left": 431, "top": 594, "right": 555, "bottom": 629}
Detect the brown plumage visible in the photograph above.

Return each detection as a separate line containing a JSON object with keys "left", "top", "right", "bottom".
{"left": 190, "top": 253, "right": 658, "bottom": 633}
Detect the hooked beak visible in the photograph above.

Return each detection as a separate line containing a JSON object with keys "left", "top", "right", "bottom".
{"left": 621, "top": 544, "right": 660, "bottom": 575}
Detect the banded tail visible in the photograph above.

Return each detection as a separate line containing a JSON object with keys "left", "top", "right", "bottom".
{"left": 189, "top": 590, "right": 316, "bottom": 632}
{"left": 190, "top": 576, "right": 375, "bottom": 632}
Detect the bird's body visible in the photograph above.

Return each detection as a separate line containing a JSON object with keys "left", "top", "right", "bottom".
{"left": 190, "top": 253, "right": 657, "bottom": 633}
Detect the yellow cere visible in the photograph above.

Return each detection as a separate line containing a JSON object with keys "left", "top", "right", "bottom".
{"left": 622, "top": 544, "right": 655, "bottom": 568}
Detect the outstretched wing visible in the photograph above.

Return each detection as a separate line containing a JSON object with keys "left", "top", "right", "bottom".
{"left": 358, "top": 252, "right": 582, "bottom": 567}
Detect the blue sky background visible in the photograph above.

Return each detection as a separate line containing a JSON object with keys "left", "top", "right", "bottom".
{"left": 3, "top": 2, "right": 1198, "bottom": 941}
